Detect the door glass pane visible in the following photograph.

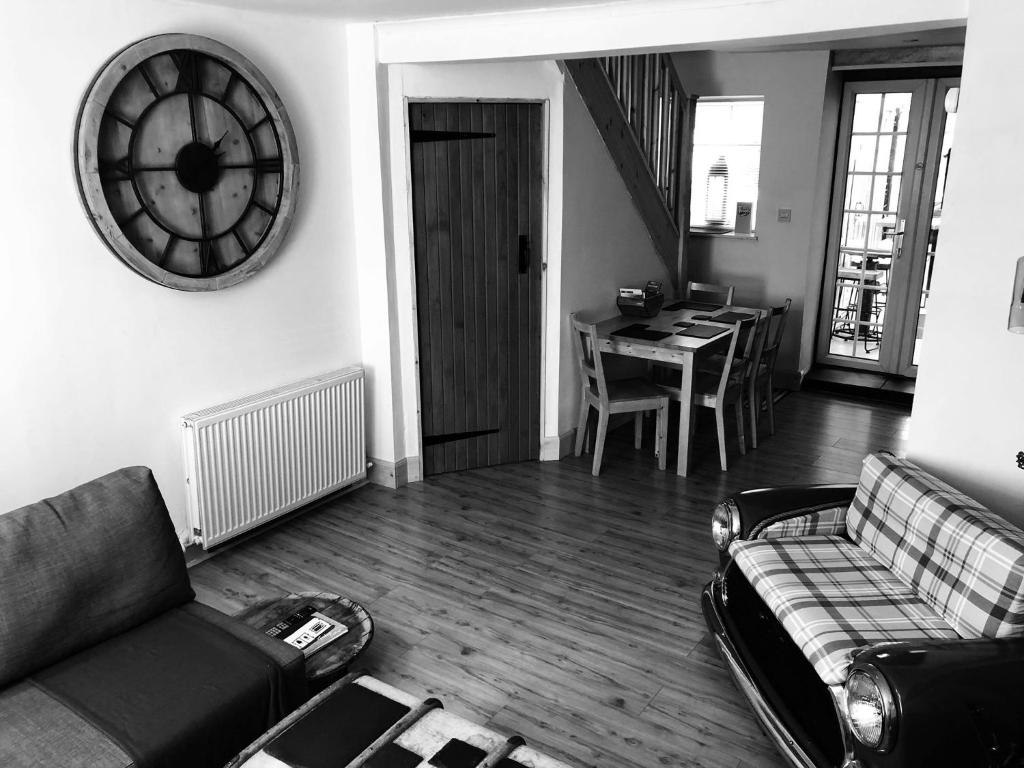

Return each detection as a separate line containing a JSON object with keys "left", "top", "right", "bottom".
{"left": 911, "top": 95, "right": 957, "bottom": 366}
{"left": 839, "top": 250, "right": 862, "bottom": 270}
{"left": 865, "top": 213, "right": 895, "bottom": 253}
{"left": 874, "top": 135, "right": 907, "bottom": 174}
{"left": 881, "top": 93, "right": 912, "bottom": 133}
{"left": 846, "top": 174, "right": 872, "bottom": 210}
{"left": 872, "top": 174, "right": 902, "bottom": 214}
{"left": 840, "top": 211, "right": 869, "bottom": 249}
{"left": 852, "top": 94, "right": 882, "bottom": 131}
{"left": 850, "top": 135, "right": 877, "bottom": 171}
{"left": 891, "top": 136, "right": 908, "bottom": 173}
{"left": 874, "top": 135, "right": 893, "bottom": 172}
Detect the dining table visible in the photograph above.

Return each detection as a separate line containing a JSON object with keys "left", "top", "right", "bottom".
{"left": 593, "top": 298, "right": 764, "bottom": 476}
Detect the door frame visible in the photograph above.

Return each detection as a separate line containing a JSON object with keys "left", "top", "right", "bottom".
{"left": 816, "top": 78, "right": 930, "bottom": 374}
{"left": 385, "top": 63, "right": 566, "bottom": 483}
{"left": 890, "top": 76, "right": 960, "bottom": 376}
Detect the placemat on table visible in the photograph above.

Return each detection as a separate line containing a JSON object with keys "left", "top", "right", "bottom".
{"left": 663, "top": 300, "right": 723, "bottom": 312}
{"left": 712, "top": 311, "right": 756, "bottom": 323}
{"left": 611, "top": 324, "right": 673, "bottom": 341}
{"left": 676, "top": 325, "right": 729, "bottom": 339}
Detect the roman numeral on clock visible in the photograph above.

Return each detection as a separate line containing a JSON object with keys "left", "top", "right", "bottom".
{"left": 231, "top": 227, "right": 252, "bottom": 256}
{"left": 198, "top": 240, "right": 218, "bottom": 276}
{"left": 254, "top": 156, "right": 283, "bottom": 174}
{"left": 98, "top": 156, "right": 132, "bottom": 182}
{"left": 171, "top": 50, "right": 202, "bottom": 94}
{"left": 219, "top": 157, "right": 284, "bottom": 174}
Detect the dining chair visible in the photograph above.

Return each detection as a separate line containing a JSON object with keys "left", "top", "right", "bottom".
{"left": 738, "top": 311, "right": 770, "bottom": 446}
{"left": 748, "top": 298, "right": 792, "bottom": 447}
{"left": 686, "top": 280, "right": 735, "bottom": 306}
{"left": 699, "top": 309, "right": 765, "bottom": 374}
{"left": 658, "top": 320, "right": 744, "bottom": 471}
{"left": 570, "top": 314, "right": 669, "bottom": 476}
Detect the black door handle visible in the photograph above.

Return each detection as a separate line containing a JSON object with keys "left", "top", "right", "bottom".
{"left": 518, "top": 235, "right": 530, "bottom": 274}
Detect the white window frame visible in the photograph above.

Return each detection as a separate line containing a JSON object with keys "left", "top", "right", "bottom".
{"left": 689, "top": 95, "right": 765, "bottom": 237}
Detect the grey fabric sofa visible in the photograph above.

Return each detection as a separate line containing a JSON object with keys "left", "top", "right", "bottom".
{"left": 0, "top": 467, "right": 307, "bottom": 768}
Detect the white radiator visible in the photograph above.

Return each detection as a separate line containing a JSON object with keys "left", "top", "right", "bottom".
{"left": 182, "top": 367, "right": 366, "bottom": 549}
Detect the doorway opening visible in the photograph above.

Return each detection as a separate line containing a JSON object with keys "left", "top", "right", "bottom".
{"left": 817, "top": 74, "right": 960, "bottom": 379}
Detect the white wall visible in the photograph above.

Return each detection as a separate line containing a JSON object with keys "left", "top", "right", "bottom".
{"left": 348, "top": 23, "right": 406, "bottom": 482}
{"left": 908, "top": 0, "right": 1024, "bottom": 524}
{"left": 558, "top": 72, "right": 669, "bottom": 436}
{"left": 673, "top": 50, "right": 832, "bottom": 387}
{"left": 0, "top": 1, "right": 359, "bottom": 539}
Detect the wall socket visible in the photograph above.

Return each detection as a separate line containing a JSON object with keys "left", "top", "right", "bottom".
{"left": 777, "top": 208, "right": 792, "bottom": 223}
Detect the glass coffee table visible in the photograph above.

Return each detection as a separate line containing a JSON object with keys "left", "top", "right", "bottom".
{"left": 236, "top": 591, "right": 373, "bottom": 692}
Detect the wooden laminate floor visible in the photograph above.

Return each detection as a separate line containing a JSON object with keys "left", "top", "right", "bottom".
{"left": 191, "top": 391, "right": 910, "bottom": 768}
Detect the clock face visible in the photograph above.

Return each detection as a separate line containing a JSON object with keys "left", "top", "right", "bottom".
{"left": 74, "top": 34, "right": 299, "bottom": 291}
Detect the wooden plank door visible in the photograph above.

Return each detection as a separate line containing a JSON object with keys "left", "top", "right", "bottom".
{"left": 409, "top": 102, "right": 543, "bottom": 475}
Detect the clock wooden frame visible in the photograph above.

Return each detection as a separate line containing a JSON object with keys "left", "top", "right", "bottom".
{"left": 74, "top": 34, "right": 299, "bottom": 291}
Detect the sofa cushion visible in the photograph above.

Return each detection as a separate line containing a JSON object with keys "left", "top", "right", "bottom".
{"left": 0, "top": 467, "right": 194, "bottom": 688}
{"left": 0, "top": 682, "right": 133, "bottom": 768}
{"left": 731, "top": 535, "right": 959, "bottom": 685}
{"left": 848, "top": 453, "right": 1024, "bottom": 639}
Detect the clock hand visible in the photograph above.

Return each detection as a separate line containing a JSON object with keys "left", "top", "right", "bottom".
{"left": 187, "top": 92, "right": 198, "bottom": 142}
{"left": 212, "top": 129, "right": 230, "bottom": 155}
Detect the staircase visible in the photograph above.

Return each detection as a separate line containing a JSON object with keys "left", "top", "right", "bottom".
{"left": 564, "top": 54, "right": 694, "bottom": 287}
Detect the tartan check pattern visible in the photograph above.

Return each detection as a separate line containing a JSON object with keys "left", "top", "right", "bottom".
{"left": 731, "top": 535, "right": 959, "bottom": 685}
{"left": 757, "top": 505, "right": 848, "bottom": 539}
{"left": 848, "top": 453, "right": 1024, "bottom": 639}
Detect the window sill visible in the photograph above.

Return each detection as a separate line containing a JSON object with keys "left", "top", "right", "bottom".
{"left": 690, "top": 228, "right": 758, "bottom": 240}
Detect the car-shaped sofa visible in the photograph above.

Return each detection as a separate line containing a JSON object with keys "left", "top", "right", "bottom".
{"left": 702, "top": 452, "right": 1024, "bottom": 768}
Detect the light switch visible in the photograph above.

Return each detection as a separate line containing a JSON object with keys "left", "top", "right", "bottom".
{"left": 777, "top": 208, "right": 792, "bottom": 223}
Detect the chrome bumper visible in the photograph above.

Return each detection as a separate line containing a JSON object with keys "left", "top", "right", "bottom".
{"left": 701, "top": 577, "right": 858, "bottom": 768}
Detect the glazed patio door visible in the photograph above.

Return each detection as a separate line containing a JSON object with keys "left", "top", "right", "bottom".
{"left": 818, "top": 78, "right": 958, "bottom": 376}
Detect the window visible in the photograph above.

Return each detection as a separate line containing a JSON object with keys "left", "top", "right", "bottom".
{"left": 689, "top": 97, "right": 764, "bottom": 233}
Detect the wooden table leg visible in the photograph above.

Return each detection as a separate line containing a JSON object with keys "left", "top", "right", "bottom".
{"left": 676, "top": 358, "right": 695, "bottom": 476}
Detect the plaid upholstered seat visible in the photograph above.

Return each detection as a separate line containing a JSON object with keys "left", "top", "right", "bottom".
{"left": 849, "top": 453, "right": 1024, "bottom": 639}
{"left": 731, "top": 535, "right": 959, "bottom": 685}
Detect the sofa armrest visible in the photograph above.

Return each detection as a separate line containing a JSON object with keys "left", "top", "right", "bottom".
{"left": 713, "top": 485, "right": 857, "bottom": 566}
{"left": 733, "top": 484, "right": 858, "bottom": 538}
{"left": 849, "top": 637, "right": 1024, "bottom": 767}
{"left": 182, "top": 602, "right": 308, "bottom": 706}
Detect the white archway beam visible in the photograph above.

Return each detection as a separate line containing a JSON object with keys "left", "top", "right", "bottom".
{"left": 375, "top": 0, "right": 967, "bottom": 65}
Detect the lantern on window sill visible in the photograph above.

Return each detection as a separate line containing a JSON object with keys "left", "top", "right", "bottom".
{"left": 705, "top": 155, "right": 730, "bottom": 226}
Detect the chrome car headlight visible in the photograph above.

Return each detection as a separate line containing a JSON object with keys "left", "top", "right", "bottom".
{"left": 710, "top": 499, "right": 740, "bottom": 552}
{"left": 845, "top": 666, "right": 897, "bottom": 751}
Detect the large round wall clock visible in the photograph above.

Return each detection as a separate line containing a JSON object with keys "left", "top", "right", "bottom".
{"left": 74, "top": 34, "right": 299, "bottom": 291}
